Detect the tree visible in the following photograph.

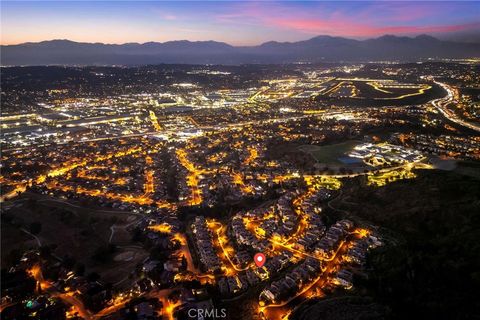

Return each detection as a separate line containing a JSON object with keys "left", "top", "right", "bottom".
{"left": 87, "top": 272, "right": 100, "bottom": 282}
{"left": 75, "top": 263, "right": 86, "bottom": 276}
{"left": 29, "top": 222, "right": 42, "bottom": 235}
{"left": 26, "top": 198, "right": 38, "bottom": 209}
{"left": 91, "top": 245, "right": 114, "bottom": 263}
{"left": 39, "top": 246, "right": 51, "bottom": 258}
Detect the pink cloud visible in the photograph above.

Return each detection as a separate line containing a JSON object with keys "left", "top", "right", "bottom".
{"left": 163, "top": 15, "right": 177, "bottom": 21}
{"left": 355, "top": 2, "right": 439, "bottom": 23}
{"left": 268, "top": 18, "right": 480, "bottom": 37}
{"left": 215, "top": 2, "right": 480, "bottom": 39}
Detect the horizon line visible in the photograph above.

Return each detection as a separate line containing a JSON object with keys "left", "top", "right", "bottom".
{"left": 2, "top": 33, "right": 479, "bottom": 46}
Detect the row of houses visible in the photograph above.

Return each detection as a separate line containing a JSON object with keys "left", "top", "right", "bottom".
{"left": 217, "top": 268, "right": 262, "bottom": 296}
{"left": 344, "top": 238, "right": 369, "bottom": 265}
{"left": 292, "top": 190, "right": 328, "bottom": 251}
{"left": 331, "top": 269, "right": 354, "bottom": 289}
{"left": 260, "top": 257, "right": 321, "bottom": 304}
{"left": 256, "top": 252, "right": 293, "bottom": 281}
{"left": 232, "top": 215, "right": 272, "bottom": 252}
{"left": 405, "top": 134, "right": 479, "bottom": 161}
{"left": 314, "top": 219, "right": 354, "bottom": 258}
{"left": 232, "top": 188, "right": 333, "bottom": 254}
{"left": 331, "top": 231, "right": 383, "bottom": 289}
{"left": 293, "top": 217, "right": 325, "bottom": 252}
{"left": 191, "top": 216, "right": 222, "bottom": 273}
{"left": 272, "top": 193, "right": 300, "bottom": 238}
{"left": 233, "top": 250, "right": 251, "bottom": 268}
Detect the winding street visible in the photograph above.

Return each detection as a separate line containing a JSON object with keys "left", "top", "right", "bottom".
{"left": 432, "top": 81, "right": 480, "bottom": 133}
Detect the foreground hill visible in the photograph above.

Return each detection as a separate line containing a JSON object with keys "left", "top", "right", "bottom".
{"left": 292, "top": 166, "right": 480, "bottom": 319}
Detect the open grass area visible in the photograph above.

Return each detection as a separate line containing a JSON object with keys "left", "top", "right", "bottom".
{"left": 299, "top": 140, "right": 359, "bottom": 164}
{"left": 1, "top": 195, "right": 146, "bottom": 286}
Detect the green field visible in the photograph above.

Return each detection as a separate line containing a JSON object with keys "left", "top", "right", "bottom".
{"left": 298, "top": 140, "right": 359, "bottom": 164}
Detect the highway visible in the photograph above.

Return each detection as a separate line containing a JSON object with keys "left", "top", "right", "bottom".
{"left": 1, "top": 113, "right": 316, "bottom": 153}
{"left": 432, "top": 81, "right": 480, "bottom": 133}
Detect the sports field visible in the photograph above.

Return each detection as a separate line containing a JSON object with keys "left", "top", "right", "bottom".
{"left": 299, "top": 140, "right": 359, "bottom": 164}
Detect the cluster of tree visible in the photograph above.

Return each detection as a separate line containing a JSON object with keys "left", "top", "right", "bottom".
{"left": 353, "top": 170, "right": 480, "bottom": 319}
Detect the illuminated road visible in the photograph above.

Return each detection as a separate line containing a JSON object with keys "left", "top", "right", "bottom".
{"left": 27, "top": 265, "right": 94, "bottom": 320}
{"left": 1, "top": 146, "right": 144, "bottom": 202}
{"left": 243, "top": 147, "right": 259, "bottom": 166}
{"left": 258, "top": 238, "right": 351, "bottom": 320}
{"left": 1, "top": 113, "right": 316, "bottom": 153}
{"left": 176, "top": 148, "right": 205, "bottom": 206}
{"left": 208, "top": 220, "right": 251, "bottom": 273}
{"left": 432, "top": 81, "right": 480, "bottom": 133}
{"left": 173, "top": 233, "right": 201, "bottom": 274}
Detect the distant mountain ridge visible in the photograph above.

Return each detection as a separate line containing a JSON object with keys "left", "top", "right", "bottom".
{"left": 2, "top": 35, "right": 479, "bottom": 65}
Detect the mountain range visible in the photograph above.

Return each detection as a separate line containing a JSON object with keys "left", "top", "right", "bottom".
{"left": 2, "top": 35, "right": 479, "bottom": 66}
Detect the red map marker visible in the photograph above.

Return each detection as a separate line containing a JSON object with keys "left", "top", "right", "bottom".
{"left": 254, "top": 253, "right": 266, "bottom": 267}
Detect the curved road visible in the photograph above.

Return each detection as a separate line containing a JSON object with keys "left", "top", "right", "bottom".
{"left": 432, "top": 81, "right": 480, "bottom": 133}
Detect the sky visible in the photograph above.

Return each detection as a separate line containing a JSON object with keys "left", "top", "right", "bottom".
{"left": 1, "top": 1, "right": 479, "bottom": 45}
